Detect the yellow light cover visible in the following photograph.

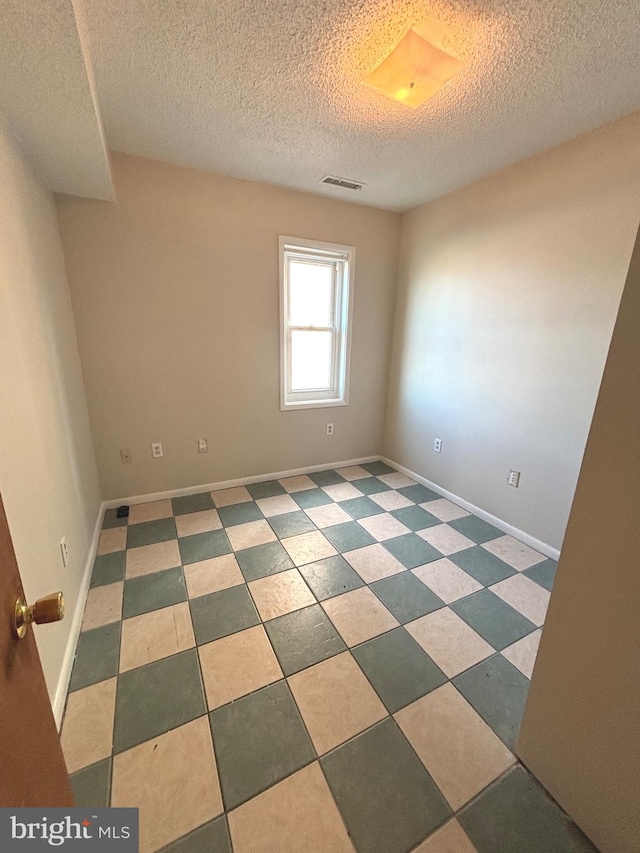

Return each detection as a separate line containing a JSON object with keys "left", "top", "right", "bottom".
{"left": 363, "top": 27, "right": 467, "bottom": 108}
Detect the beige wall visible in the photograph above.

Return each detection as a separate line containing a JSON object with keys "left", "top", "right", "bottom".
{"left": 0, "top": 114, "right": 101, "bottom": 706}
{"left": 383, "top": 113, "right": 640, "bottom": 551}
{"left": 57, "top": 153, "right": 400, "bottom": 500}
{"left": 517, "top": 224, "right": 640, "bottom": 853}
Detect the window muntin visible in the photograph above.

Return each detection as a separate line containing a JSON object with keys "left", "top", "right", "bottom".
{"left": 280, "top": 238, "right": 354, "bottom": 409}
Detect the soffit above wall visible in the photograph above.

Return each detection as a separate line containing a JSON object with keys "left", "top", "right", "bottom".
{"left": 0, "top": 0, "right": 114, "bottom": 201}
{"left": 81, "top": 0, "right": 640, "bottom": 211}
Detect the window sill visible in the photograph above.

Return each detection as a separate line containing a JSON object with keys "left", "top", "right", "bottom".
{"left": 280, "top": 398, "right": 349, "bottom": 412}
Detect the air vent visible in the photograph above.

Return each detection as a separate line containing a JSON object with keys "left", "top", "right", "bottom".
{"left": 320, "top": 175, "right": 365, "bottom": 191}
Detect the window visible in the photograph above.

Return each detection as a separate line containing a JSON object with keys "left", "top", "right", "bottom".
{"left": 279, "top": 237, "right": 354, "bottom": 410}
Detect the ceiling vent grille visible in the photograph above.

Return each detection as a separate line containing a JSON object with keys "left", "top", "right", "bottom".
{"left": 320, "top": 175, "right": 365, "bottom": 191}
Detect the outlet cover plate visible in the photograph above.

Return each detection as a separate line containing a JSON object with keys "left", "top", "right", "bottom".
{"left": 60, "top": 538, "right": 69, "bottom": 567}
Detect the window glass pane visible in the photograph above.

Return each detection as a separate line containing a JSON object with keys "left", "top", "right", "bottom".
{"left": 289, "top": 260, "right": 333, "bottom": 327}
{"left": 290, "top": 330, "right": 333, "bottom": 391}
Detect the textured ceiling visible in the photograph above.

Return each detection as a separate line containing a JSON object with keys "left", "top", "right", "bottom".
{"left": 80, "top": 0, "right": 640, "bottom": 209}
{"left": 16, "top": 0, "right": 640, "bottom": 210}
{"left": 0, "top": 1, "right": 113, "bottom": 200}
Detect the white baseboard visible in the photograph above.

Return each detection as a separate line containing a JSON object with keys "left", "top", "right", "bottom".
{"left": 381, "top": 456, "right": 560, "bottom": 561}
{"left": 52, "top": 499, "right": 105, "bottom": 730}
{"left": 105, "top": 452, "right": 560, "bottom": 559}
{"left": 103, "top": 456, "right": 380, "bottom": 509}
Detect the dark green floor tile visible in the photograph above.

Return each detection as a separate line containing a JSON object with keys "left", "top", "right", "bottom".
{"left": 361, "top": 461, "right": 395, "bottom": 476}
{"left": 265, "top": 604, "right": 346, "bottom": 675}
{"left": 354, "top": 477, "right": 392, "bottom": 495}
{"left": 449, "top": 546, "right": 516, "bottom": 586}
{"left": 309, "top": 469, "right": 347, "bottom": 487}
{"left": 339, "top": 496, "right": 385, "bottom": 520}
{"left": 352, "top": 628, "right": 447, "bottom": 713}
{"left": 453, "top": 655, "right": 530, "bottom": 750}
{"left": 69, "top": 623, "right": 120, "bottom": 692}
{"left": 70, "top": 759, "right": 111, "bottom": 808}
{"left": 102, "top": 508, "right": 128, "bottom": 529}
{"left": 114, "top": 650, "right": 205, "bottom": 753}
{"left": 190, "top": 585, "right": 259, "bottom": 644}
{"left": 210, "top": 681, "right": 314, "bottom": 810}
{"left": 451, "top": 589, "right": 536, "bottom": 650}
{"left": 268, "top": 510, "right": 316, "bottom": 539}
{"left": 236, "top": 540, "right": 294, "bottom": 581}
{"left": 292, "top": 488, "right": 334, "bottom": 509}
{"left": 383, "top": 533, "right": 442, "bottom": 569}
{"left": 321, "top": 718, "right": 451, "bottom": 853}
{"left": 90, "top": 552, "right": 126, "bottom": 588}
{"left": 370, "top": 573, "right": 444, "bottom": 623}
{"left": 448, "top": 515, "right": 503, "bottom": 544}
{"left": 246, "top": 479, "right": 287, "bottom": 499}
{"left": 126, "top": 516, "right": 177, "bottom": 548}
{"left": 172, "top": 492, "right": 215, "bottom": 515}
{"left": 523, "top": 559, "right": 557, "bottom": 591}
{"left": 297, "top": 555, "right": 365, "bottom": 600}
{"left": 160, "top": 817, "right": 231, "bottom": 853}
{"left": 179, "top": 529, "right": 231, "bottom": 564}
{"left": 390, "top": 505, "right": 441, "bottom": 531}
{"left": 459, "top": 766, "right": 598, "bottom": 853}
{"left": 397, "top": 484, "right": 441, "bottom": 503}
{"left": 123, "top": 566, "right": 186, "bottom": 618}
{"left": 322, "top": 521, "right": 376, "bottom": 552}
{"left": 217, "top": 501, "right": 263, "bottom": 527}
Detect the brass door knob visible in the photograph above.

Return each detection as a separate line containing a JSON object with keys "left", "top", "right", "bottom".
{"left": 13, "top": 592, "right": 65, "bottom": 639}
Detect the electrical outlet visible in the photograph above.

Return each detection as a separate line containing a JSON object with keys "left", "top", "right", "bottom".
{"left": 60, "top": 537, "right": 69, "bottom": 567}
{"left": 326, "top": 423, "right": 334, "bottom": 436}
{"left": 434, "top": 438, "right": 442, "bottom": 453}
{"left": 507, "top": 469, "right": 521, "bottom": 487}
{"left": 120, "top": 448, "right": 132, "bottom": 464}
{"left": 151, "top": 442, "right": 164, "bottom": 458}
{"left": 198, "top": 438, "right": 208, "bottom": 453}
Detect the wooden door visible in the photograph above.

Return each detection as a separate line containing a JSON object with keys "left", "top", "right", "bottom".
{"left": 0, "top": 493, "right": 74, "bottom": 806}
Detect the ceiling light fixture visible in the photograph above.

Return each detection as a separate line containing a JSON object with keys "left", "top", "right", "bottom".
{"left": 363, "top": 25, "right": 467, "bottom": 108}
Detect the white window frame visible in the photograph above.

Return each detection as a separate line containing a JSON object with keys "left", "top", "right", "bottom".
{"left": 279, "top": 236, "right": 355, "bottom": 411}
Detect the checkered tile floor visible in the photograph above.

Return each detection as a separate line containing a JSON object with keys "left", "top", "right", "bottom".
{"left": 62, "top": 462, "right": 596, "bottom": 853}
